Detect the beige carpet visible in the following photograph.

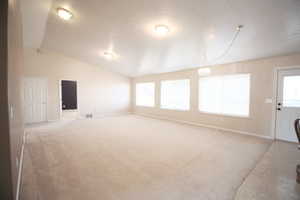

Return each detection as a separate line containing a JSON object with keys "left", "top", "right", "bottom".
{"left": 21, "top": 115, "right": 272, "bottom": 200}
{"left": 235, "top": 141, "right": 300, "bottom": 200}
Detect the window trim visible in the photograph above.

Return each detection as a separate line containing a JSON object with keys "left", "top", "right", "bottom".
{"left": 198, "top": 73, "right": 251, "bottom": 118}
{"left": 160, "top": 79, "right": 191, "bottom": 111}
{"left": 135, "top": 82, "right": 156, "bottom": 108}
{"left": 160, "top": 107, "right": 190, "bottom": 111}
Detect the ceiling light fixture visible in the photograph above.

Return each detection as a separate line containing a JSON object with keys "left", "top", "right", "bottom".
{"left": 154, "top": 25, "right": 170, "bottom": 36}
{"left": 103, "top": 51, "right": 115, "bottom": 60}
{"left": 207, "top": 24, "right": 244, "bottom": 64}
{"left": 57, "top": 7, "right": 73, "bottom": 20}
{"left": 208, "top": 34, "right": 215, "bottom": 40}
{"left": 236, "top": 25, "right": 244, "bottom": 31}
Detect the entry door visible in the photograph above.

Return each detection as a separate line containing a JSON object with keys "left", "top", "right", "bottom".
{"left": 24, "top": 78, "right": 47, "bottom": 124}
{"left": 276, "top": 69, "right": 300, "bottom": 142}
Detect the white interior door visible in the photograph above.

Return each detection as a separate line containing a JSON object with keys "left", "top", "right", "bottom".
{"left": 276, "top": 68, "right": 300, "bottom": 142}
{"left": 24, "top": 78, "right": 47, "bottom": 124}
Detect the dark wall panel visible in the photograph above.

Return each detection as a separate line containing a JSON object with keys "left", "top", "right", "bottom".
{"left": 0, "top": 0, "right": 13, "bottom": 199}
{"left": 62, "top": 80, "right": 78, "bottom": 110}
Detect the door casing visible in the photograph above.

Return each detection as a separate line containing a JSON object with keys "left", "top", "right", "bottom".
{"left": 272, "top": 65, "right": 300, "bottom": 142}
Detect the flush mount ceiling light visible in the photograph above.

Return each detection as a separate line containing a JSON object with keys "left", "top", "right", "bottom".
{"left": 103, "top": 51, "right": 115, "bottom": 60}
{"left": 154, "top": 24, "right": 170, "bottom": 36}
{"left": 57, "top": 7, "right": 73, "bottom": 20}
{"left": 208, "top": 34, "right": 215, "bottom": 40}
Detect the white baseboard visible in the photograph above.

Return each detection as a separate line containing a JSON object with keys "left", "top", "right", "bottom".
{"left": 16, "top": 131, "right": 27, "bottom": 200}
{"left": 92, "top": 112, "right": 131, "bottom": 118}
{"left": 135, "top": 113, "right": 273, "bottom": 140}
{"left": 48, "top": 112, "right": 133, "bottom": 122}
{"left": 276, "top": 138, "right": 299, "bottom": 144}
{"left": 47, "top": 119, "right": 60, "bottom": 123}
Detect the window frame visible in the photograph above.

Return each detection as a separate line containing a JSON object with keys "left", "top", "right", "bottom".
{"left": 198, "top": 74, "right": 251, "bottom": 118}
{"left": 135, "top": 82, "right": 156, "bottom": 108}
{"left": 160, "top": 79, "right": 191, "bottom": 111}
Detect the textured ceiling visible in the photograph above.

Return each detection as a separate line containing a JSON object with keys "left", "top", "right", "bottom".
{"left": 23, "top": 0, "right": 300, "bottom": 77}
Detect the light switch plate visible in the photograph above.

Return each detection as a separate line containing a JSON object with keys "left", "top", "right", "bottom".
{"left": 265, "top": 98, "right": 273, "bottom": 104}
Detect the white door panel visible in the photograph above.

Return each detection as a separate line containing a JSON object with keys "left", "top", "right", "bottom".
{"left": 276, "top": 69, "right": 300, "bottom": 142}
{"left": 24, "top": 78, "right": 47, "bottom": 124}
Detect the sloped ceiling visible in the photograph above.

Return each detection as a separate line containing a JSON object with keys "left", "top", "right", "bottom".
{"left": 22, "top": 0, "right": 300, "bottom": 77}
{"left": 20, "top": 0, "right": 53, "bottom": 48}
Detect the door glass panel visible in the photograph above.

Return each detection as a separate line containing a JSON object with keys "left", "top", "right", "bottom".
{"left": 283, "top": 76, "right": 300, "bottom": 107}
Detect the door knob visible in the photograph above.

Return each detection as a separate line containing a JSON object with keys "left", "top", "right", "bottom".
{"left": 277, "top": 108, "right": 281, "bottom": 111}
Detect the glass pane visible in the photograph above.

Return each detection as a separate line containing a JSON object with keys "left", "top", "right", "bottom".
{"left": 136, "top": 83, "right": 155, "bottom": 107}
{"left": 161, "top": 79, "right": 190, "bottom": 110}
{"left": 199, "top": 77, "right": 222, "bottom": 113}
{"left": 222, "top": 74, "right": 250, "bottom": 116}
{"left": 283, "top": 76, "right": 300, "bottom": 107}
{"left": 199, "top": 74, "right": 250, "bottom": 117}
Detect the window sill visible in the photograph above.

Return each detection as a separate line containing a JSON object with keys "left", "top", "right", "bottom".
{"left": 160, "top": 107, "right": 190, "bottom": 112}
{"left": 135, "top": 105, "right": 155, "bottom": 108}
{"left": 198, "top": 111, "right": 251, "bottom": 119}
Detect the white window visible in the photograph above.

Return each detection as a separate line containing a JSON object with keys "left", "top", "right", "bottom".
{"left": 199, "top": 74, "right": 250, "bottom": 117}
{"left": 160, "top": 79, "right": 190, "bottom": 110}
{"left": 136, "top": 82, "right": 155, "bottom": 107}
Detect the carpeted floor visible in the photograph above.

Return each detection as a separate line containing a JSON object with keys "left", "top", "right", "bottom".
{"left": 21, "top": 115, "right": 274, "bottom": 200}
{"left": 235, "top": 141, "right": 300, "bottom": 200}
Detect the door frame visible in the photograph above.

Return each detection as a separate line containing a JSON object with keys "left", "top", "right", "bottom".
{"left": 272, "top": 65, "right": 300, "bottom": 141}
{"left": 59, "top": 79, "right": 79, "bottom": 120}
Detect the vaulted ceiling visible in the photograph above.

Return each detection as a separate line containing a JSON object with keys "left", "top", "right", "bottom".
{"left": 21, "top": 0, "right": 300, "bottom": 77}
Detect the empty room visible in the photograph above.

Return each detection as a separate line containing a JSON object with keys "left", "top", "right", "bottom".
{"left": 1, "top": 0, "right": 300, "bottom": 199}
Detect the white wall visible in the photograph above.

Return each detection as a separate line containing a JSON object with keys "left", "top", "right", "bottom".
{"left": 132, "top": 53, "right": 300, "bottom": 138}
{"left": 24, "top": 48, "right": 131, "bottom": 121}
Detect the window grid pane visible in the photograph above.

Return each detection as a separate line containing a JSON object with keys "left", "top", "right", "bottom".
{"left": 136, "top": 82, "right": 155, "bottom": 107}
{"left": 199, "top": 74, "right": 250, "bottom": 117}
{"left": 161, "top": 79, "right": 190, "bottom": 110}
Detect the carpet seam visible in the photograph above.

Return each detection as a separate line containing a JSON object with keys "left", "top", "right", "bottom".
{"left": 233, "top": 141, "right": 274, "bottom": 200}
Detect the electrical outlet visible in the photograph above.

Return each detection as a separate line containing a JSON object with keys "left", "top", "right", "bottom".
{"left": 86, "top": 113, "right": 93, "bottom": 118}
